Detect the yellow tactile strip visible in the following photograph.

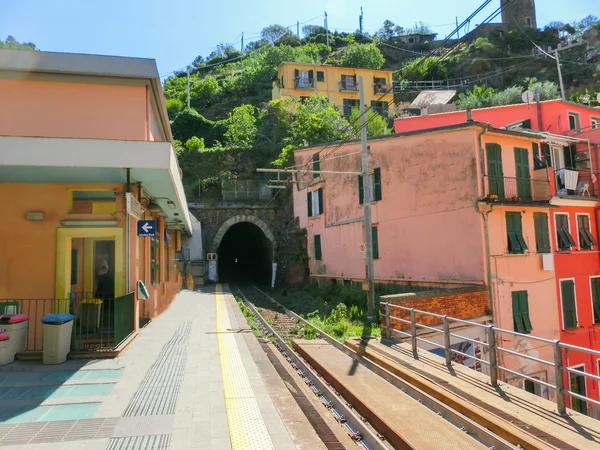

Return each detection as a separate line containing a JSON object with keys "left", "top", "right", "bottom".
{"left": 216, "top": 285, "right": 274, "bottom": 450}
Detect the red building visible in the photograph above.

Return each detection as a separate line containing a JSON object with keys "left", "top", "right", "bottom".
{"left": 395, "top": 100, "right": 600, "bottom": 417}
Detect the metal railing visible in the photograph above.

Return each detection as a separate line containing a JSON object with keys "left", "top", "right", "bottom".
{"left": 373, "top": 84, "right": 389, "bottom": 94}
{"left": 339, "top": 80, "right": 358, "bottom": 91}
{"left": 484, "top": 175, "right": 551, "bottom": 203}
{"left": 381, "top": 301, "right": 600, "bottom": 416}
{"left": 0, "top": 292, "right": 128, "bottom": 352}
{"left": 294, "top": 79, "right": 315, "bottom": 89}
{"left": 221, "top": 180, "right": 272, "bottom": 203}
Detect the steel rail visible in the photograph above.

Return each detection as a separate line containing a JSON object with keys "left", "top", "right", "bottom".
{"left": 249, "top": 285, "right": 518, "bottom": 450}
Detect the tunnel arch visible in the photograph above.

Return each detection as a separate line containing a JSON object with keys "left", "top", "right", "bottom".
{"left": 213, "top": 215, "right": 276, "bottom": 284}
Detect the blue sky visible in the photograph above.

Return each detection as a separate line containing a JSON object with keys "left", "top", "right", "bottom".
{"left": 0, "top": 0, "right": 596, "bottom": 77}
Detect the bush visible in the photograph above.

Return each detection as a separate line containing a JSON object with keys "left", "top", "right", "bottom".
{"left": 331, "top": 322, "right": 349, "bottom": 338}
{"left": 303, "top": 326, "right": 317, "bottom": 340}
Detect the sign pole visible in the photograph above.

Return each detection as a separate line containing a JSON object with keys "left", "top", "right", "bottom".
{"left": 358, "top": 76, "right": 376, "bottom": 320}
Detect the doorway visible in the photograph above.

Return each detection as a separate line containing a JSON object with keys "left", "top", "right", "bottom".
{"left": 569, "top": 364, "right": 588, "bottom": 415}
{"left": 94, "top": 240, "right": 115, "bottom": 299}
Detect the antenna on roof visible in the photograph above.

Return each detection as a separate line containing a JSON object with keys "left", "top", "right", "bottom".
{"left": 521, "top": 90, "right": 535, "bottom": 104}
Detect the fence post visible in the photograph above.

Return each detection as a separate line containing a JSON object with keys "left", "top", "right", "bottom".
{"left": 410, "top": 309, "right": 417, "bottom": 355}
{"left": 385, "top": 303, "right": 391, "bottom": 340}
{"left": 443, "top": 316, "right": 451, "bottom": 365}
{"left": 487, "top": 325, "right": 498, "bottom": 386}
{"left": 553, "top": 340, "right": 567, "bottom": 415}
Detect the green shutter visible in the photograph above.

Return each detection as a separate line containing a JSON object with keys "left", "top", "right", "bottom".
{"left": 522, "top": 119, "right": 531, "bottom": 129}
{"left": 519, "top": 291, "right": 533, "bottom": 333}
{"left": 314, "top": 235, "right": 322, "bottom": 260}
{"left": 486, "top": 143, "right": 505, "bottom": 199}
{"left": 561, "top": 280, "right": 577, "bottom": 329}
{"left": 308, "top": 70, "right": 314, "bottom": 81}
{"left": 507, "top": 212, "right": 526, "bottom": 253}
{"left": 372, "top": 226, "right": 379, "bottom": 259}
{"left": 373, "top": 168, "right": 382, "bottom": 201}
{"left": 534, "top": 213, "right": 550, "bottom": 253}
{"left": 591, "top": 278, "right": 600, "bottom": 323}
{"left": 514, "top": 147, "right": 532, "bottom": 201}
{"left": 358, "top": 175, "right": 364, "bottom": 205}
{"left": 312, "top": 153, "right": 320, "bottom": 178}
{"left": 307, "top": 191, "right": 312, "bottom": 217}
{"left": 317, "top": 188, "right": 323, "bottom": 215}
{"left": 541, "top": 144, "right": 552, "bottom": 167}
{"left": 512, "top": 292, "right": 526, "bottom": 333}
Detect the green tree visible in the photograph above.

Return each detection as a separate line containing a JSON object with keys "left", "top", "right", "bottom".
{"left": 339, "top": 43, "right": 385, "bottom": 69}
{"left": 261, "top": 24, "right": 294, "bottom": 44}
{"left": 375, "top": 20, "right": 398, "bottom": 41}
{"left": 166, "top": 98, "right": 185, "bottom": 119}
{"left": 525, "top": 78, "right": 559, "bottom": 101}
{"left": 349, "top": 108, "right": 388, "bottom": 137}
{"left": 400, "top": 56, "right": 447, "bottom": 81}
{"left": 0, "top": 35, "right": 37, "bottom": 50}
{"left": 185, "top": 136, "right": 205, "bottom": 151}
{"left": 456, "top": 85, "right": 495, "bottom": 109}
{"left": 224, "top": 104, "right": 258, "bottom": 149}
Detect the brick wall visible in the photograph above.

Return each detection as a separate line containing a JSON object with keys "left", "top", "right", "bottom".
{"left": 380, "top": 287, "right": 490, "bottom": 332}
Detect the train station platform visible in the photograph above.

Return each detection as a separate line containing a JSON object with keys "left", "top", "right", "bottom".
{"left": 0, "top": 286, "right": 329, "bottom": 449}
{"left": 345, "top": 337, "right": 600, "bottom": 450}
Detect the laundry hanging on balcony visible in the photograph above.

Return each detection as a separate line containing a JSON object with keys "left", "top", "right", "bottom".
{"left": 557, "top": 169, "right": 579, "bottom": 191}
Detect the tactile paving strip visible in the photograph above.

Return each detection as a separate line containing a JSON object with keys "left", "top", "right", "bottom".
{"left": 122, "top": 322, "right": 191, "bottom": 417}
{"left": 105, "top": 434, "right": 171, "bottom": 450}
{"left": 216, "top": 285, "right": 274, "bottom": 450}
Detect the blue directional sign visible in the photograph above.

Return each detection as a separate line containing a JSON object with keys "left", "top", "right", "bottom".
{"left": 137, "top": 220, "right": 156, "bottom": 237}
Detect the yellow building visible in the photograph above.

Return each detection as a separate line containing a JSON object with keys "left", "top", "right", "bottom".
{"left": 272, "top": 62, "right": 394, "bottom": 116}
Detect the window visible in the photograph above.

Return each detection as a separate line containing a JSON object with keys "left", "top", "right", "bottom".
{"left": 560, "top": 279, "right": 578, "bottom": 330}
{"left": 568, "top": 112, "right": 581, "bottom": 132}
{"left": 534, "top": 213, "right": 551, "bottom": 253}
{"left": 151, "top": 236, "right": 160, "bottom": 284}
{"left": 280, "top": 75, "right": 284, "bottom": 89}
{"left": 372, "top": 226, "right": 379, "bottom": 259}
{"left": 541, "top": 143, "right": 552, "bottom": 168}
{"left": 69, "top": 189, "right": 117, "bottom": 214}
{"left": 307, "top": 188, "right": 323, "bottom": 217}
{"left": 577, "top": 214, "right": 596, "bottom": 250}
{"left": 316, "top": 71, "right": 325, "bottom": 82}
{"left": 486, "top": 143, "right": 505, "bottom": 199}
{"left": 314, "top": 235, "right": 322, "bottom": 261}
{"left": 592, "top": 117, "right": 600, "bottom": 130}
{"left": 312, "top": 153, "right": 320, "bottom": 179}
{"left": 373, "top": 76, "right": 387, "bottom": 93}
{"left": 514, "top": 147, "right": 532, "bottom": 200}
{"left": 343, "top": 98, "right": 360, "bottom": 116}
{"left": 506, "top": 212, "right": 528, "bottom": 254}
{"left": 526, "top": 17, "right": 532, "bottom": 27}
{"left": 370, "top": 100, "right": 389, "bottom": 116}
{"left": 294, "top": 69, "right": 314, "bottom": 88}
{"left": 590, "top": 277, "right": 600, "bottom": 324}
{"left": 556, "top": 214, "right": 576, "bottom": 250}
{"left": 358, "top": 168, "right": 382, "bottom": 205}
{"left": 340, "top": 74, "right": 357, "bottom": 91}
{"left": 512, "top": 291, "right": 532, "bottom": 333}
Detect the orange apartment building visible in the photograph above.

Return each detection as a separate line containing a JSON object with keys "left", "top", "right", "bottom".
{"left": 0, "top": 49, "right": 191, "bottom": 353}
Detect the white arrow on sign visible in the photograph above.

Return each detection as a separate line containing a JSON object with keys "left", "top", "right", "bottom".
{"left": 142, "top": 223, "right": 153, "bottom": 233}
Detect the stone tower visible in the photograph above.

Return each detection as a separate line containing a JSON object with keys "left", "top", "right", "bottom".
{"left": 501, "top": 0, "right": 537, "bottom": 30}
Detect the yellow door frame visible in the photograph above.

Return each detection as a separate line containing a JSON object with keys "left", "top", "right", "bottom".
{"left": 56, "top": 228, "right": 124, "bottom": 306}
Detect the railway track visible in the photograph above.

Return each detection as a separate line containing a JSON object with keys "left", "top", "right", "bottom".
{"left": 233, "top": 284, "right": 519, "bottom": 450}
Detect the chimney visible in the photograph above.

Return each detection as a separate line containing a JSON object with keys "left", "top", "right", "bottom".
{"left": 466, "top": 108, "right": 473, "bottom": 122}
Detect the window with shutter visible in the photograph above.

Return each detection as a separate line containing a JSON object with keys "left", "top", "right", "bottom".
{"left": 541, "top": 143, "right": 552, "bottom": 167}
{"left": 317, "top": 188, "right": 323, "bottom": 215}
{"left": 506, "top": 212, "right": 527, "bottom": 254}
{"left": 577, "top": 215, "right": 596, "bottom": 250}
{"left": 307, "top": 191, "right": 312, "bottom": 217}
{"left": 556, "top": 214, "right": 576, "bottom": 250}
{"left": 314, "top": 235, "right": 322, "bottom": 260}
{"left": 590, "top": 277, "right": 600, "bottom": 324}
{"left": 373, "top": 168, "right": 382, "bottom": 201}
{"left": 312, "top": 153, "right": 320, "bottom": 178}
{"left": 486, "top": 143, "right": 505, "bottom": 199}
{"left": 514, "top": 147, "right": 532, "bottom": 201}
{"left": 534, "top": 212, "right": 551, "bottom": 253}
{"left": 372, "top": 226, "right": 379, "bottom": 259}
{"left": 358, "top": 175, "right": 364, "bottom": 205}
{"left": 560, "top": 280, "right": 577, "bottom": 330}
{"left": 512, "top": 291, "right": 532, "bottom": 333}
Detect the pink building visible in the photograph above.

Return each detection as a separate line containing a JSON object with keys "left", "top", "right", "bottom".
{"left": 293, "top": 122, "right": 562, "bottom": 397}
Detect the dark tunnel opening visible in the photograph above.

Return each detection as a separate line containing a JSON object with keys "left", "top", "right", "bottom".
{"left": 217, "top": 222, "right": 273, "bottom": 285}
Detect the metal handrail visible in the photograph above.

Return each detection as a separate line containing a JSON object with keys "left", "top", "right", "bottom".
{"left": 381, "top": 301, "right": 600, "bottom": 416}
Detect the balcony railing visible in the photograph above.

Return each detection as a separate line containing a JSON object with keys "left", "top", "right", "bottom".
{"left": 295, "top": 79, "right": 315, "bottom": 89}
{"left": 373, "top": 84, "right": 389, "bottom": 94}
{"left": 484, "top": 175, "right": 551, "bottom": 203}
{"left": 339, "top": 80, "right": 358, "bottom": 91}
{"left": 554, "top": 168, "right": 599, "bottom": 198}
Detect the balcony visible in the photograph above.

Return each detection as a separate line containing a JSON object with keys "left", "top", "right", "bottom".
{"left": 295, "top": 79, "right": 315, "bottom": 89}
{"left": 339, "top": 80, "right": 358, "bottom": 92}
{"left": 552, "top": 168, "right": 599, "bottom": 198}
{"left": 373, "top": 84, "right": 389, "bottom": 94}
{"left": 484, "top": 175, "right": 551, "bottom": 203}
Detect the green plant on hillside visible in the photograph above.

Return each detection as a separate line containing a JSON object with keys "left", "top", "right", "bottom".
{"left": 0, "top": 35, "right": 37, "bottom": 50}
{"left": 224, "top": 104, "right": 259, "bottom": 149}
{"left": 349, "top": 107, "right": 389, "bottom": 137}
{"left": 337, "top": 43, "right": 385, "bottom": 69}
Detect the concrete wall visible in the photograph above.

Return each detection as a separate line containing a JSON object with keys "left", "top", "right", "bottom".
{"left": 0, "top": 79, "right": 148, "bottom": 140}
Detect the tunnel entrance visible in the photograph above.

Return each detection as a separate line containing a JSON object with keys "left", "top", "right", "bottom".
{"left": 217, "top": 222, "right": 273, "bottom": 284}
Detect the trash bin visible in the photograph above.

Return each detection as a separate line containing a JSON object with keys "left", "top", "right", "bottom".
{"left": 0, "top": 313, "right": 30, "bottom": 356}
{"left": 0, "top": 332, "right": 12, "bottom": 366}
{"left": 41, "top": 313, "right": 74, "bottom": 365}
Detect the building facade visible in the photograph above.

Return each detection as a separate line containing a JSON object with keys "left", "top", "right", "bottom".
{"left": 394, "top": 100, "right": 600, "bottom": 415}
{"left": 272, "top": 62, "right": 394, "bottom": 116}
{"left": 293, "top": 122, "right": 565, "bottom": 398}
{"left": 0, "top": 50, "right": 191, "bottom": 351}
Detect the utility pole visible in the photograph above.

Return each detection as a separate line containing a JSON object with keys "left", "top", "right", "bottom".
{"left": 325, "top": 11, "right": 329, "bottom": 47}
{"left": 241, "top": 32, "right": 244, "bottom": 54}
{"left": 358, "top": 76, "right": 376, "bottom": 320}
{"left": 186, "top": 69, "right": 190, "bottom": 108}
{"left": 359, "top": 7, "right": 363, "bottom": 34}
{"left": 555, "top": 49, "right": 566, "bottom": 101}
